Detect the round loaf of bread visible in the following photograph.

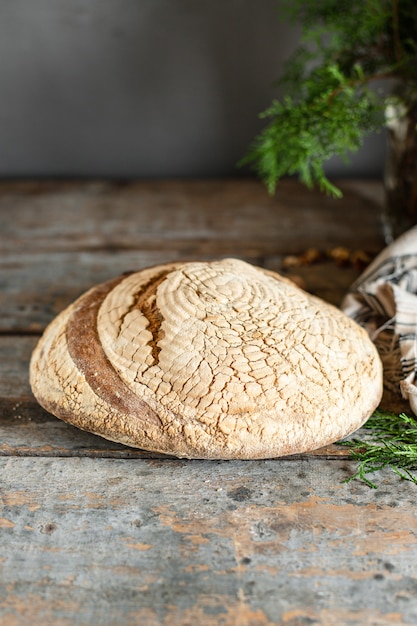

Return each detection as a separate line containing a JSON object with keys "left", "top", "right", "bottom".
{"left": 30, "top": 258, "right": 383, "bottom": 459}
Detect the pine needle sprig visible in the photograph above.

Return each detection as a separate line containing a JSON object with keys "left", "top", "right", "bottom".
{"left": 341, "top": 410, "right": 417, "bottom": 488}
{"left": 241, "top": 0, "right": 417, "bottom": 196}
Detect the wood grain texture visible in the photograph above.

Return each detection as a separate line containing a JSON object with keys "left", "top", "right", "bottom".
{"left": 2, "top": 179, "right": 410, "bottom": 626}
{"left": 1, "top": 179, "right": 384, "bottom": 332}
{"left": 1, "top": 252, "right": 364, "bottom": 332}
{"left": 0, "top": 250, "right": 197, "bottom": 332}
{"left": 1, "top": 179, "right": 384, "bottom": 254}
{"left": 1, "top": 458, "right": 416, "bottom": 626}
{"left": 0, "top": 180, "right": 386, "bottom": 458}
{"left": 0, "top": 336, "right": 354, "bottom": 460}
{"left": 0, "top": 336, "right": 360, "bottom": 460}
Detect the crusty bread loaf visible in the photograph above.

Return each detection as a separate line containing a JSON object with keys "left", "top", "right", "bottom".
{"left": 30, "top": 258, "right": 383, "bottom": 459}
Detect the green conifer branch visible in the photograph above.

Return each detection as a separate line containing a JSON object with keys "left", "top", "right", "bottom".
{"left": 241, "top": 0, "right": 417, "bottom": 196}
{"left": 341, "top": 410, "right": 417, "bottom": 488}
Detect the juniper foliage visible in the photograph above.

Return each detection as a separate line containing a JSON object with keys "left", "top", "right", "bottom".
{"left": 241, "top": 0, "right": 417, "bottom": 195}
{"left": 341, "top": 410, "right": 417, "bottom": 488}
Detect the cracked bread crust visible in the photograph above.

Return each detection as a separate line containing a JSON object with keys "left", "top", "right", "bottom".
{"left": 30, "top": 258, "right": 383, "bottom": 459}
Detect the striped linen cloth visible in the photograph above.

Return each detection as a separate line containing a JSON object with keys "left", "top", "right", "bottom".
{"left": 342, "top": 226, "right": 417, "bottom": 415}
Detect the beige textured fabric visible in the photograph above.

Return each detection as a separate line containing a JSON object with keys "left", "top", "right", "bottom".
{"left": 30, "top": 259, "right": 382, "bottom": 459}
{"left": 342, "top": 226, "right": 417, "bottom": 415}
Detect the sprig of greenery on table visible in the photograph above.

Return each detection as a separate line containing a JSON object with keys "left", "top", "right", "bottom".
{"left": 241, "top": 0, "right": 417, "bottom": 196}
{"left": 342, "top": 410, "right": 417, "bottom": 488}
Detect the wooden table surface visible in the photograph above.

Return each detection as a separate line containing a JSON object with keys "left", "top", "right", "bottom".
{"left": 1, "top": 179, "right": 417, "bottom": 626}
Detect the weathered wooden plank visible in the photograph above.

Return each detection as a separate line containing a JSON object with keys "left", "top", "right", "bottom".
{"left": 0, "top": 250, "right": 263, "bottom": 332}
{"left": 265, "top": 258, "right": 362, "bottom": 307}
{"left": 1, "top": 179, "right": 385, "bottom": 255}
{"left": 0, "top": 179, "right": 385, "bottom": 461}
{"left": 0, "top": 397, "right": 171, "bottom": 459}
{"left": 0, "top": 179, "right": 383, "bottom": 331}
{"left": 0, "top": 251, "right": 363, "bottom": 331}
{"left": 0, "top": 336, "right": 34, "bottom": 398}
{"left": 1, "top": 179, "right": 404, "bottom": 626}
{"left": 0, "top": 457, "right": 416, "bottom": 626}
{"left": 0, "top": 397, "right": 350, "bottom": 460}
{"left": 0, "top": 336, "right": 350, "bottom": 459}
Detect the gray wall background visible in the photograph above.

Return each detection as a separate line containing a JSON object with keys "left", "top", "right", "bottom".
{"left": 0, "top": 0, "right": 385, "bottom": 179}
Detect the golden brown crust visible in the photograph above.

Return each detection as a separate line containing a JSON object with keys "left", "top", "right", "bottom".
{"left": 66, "top": 273, "right": 161, "bottom": 426}
{"left": 30, "top": 259, "right": 383, "bottom": 459}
